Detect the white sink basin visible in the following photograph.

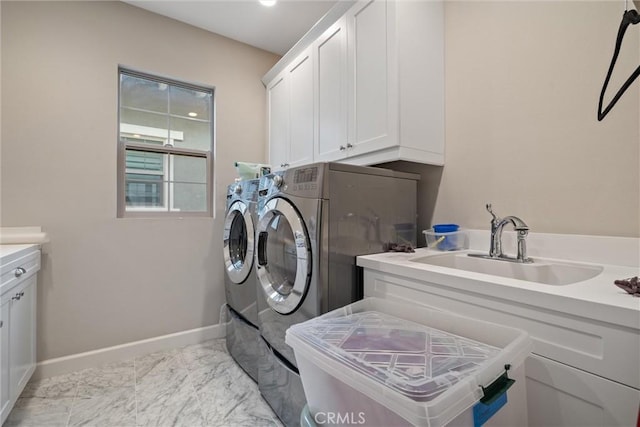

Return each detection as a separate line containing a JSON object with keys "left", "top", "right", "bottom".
{"left": 410, "top": 252, "right": 603, "bottom": 285}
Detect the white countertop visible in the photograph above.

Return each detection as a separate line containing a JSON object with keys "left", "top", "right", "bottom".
{"left": 357, "top": 248, "right": 640, "bottom": 330}
{"left": 0, "top": 226, "right": 49, "bottom": 245}
{"left": 0, "top": 244, "right": 40, "bottom": 265}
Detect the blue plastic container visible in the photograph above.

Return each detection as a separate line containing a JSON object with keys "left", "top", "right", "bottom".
{"left": 433, "top": 224, "right": 460, "bottom": 251}
{"left": 433, "top": 224, "right": 460, "bottom": 233}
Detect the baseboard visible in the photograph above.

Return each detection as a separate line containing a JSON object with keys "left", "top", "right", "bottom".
{"left": 32, "top": 323, "right": 227, "bottom": 380}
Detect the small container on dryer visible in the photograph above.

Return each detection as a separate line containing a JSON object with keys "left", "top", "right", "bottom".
{"left": 235, "top": 161, "right": 271, "bottom": 180}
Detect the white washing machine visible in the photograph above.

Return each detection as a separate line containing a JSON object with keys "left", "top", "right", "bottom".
{"left": 223, "top": 178, "right": 260, "bottom": 382}
{"left": 255, "top": 163, "right": 419, "bottom": 426}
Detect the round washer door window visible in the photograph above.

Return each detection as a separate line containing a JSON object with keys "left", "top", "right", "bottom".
{"left": 223, "top": 201, "right": 255, "bottom": 284}
{"left": 255, "top": 197, "right": 311, "bottom": 315}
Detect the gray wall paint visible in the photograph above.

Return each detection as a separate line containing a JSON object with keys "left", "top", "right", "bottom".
{"left": 1, "top": 1, "right": 279, "bottom": 360}
{"left": 385, "top": 1, "right": 639, "bottom": 239}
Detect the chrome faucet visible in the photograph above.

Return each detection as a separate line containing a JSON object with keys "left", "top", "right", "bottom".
{"left": 472, "top": 204, "right": 532, "bottom": 263}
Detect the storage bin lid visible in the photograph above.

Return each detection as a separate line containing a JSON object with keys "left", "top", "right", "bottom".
{"left": 286, "top": 298, "right": 532, "bottom": 427}
{"left": 289, "top": 310, "right": 499, "bottom": 402}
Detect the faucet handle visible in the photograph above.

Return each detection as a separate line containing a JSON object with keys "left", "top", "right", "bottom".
{"left": 486, "top": 203, "right": 499, "bottom": 221}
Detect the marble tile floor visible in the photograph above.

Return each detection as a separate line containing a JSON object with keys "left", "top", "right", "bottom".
{"left": 6, "top": 339, "right": 283, "bottom": 427}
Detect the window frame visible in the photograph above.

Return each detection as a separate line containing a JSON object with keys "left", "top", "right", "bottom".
{"left": 117, "top": 67, "right": 215, "bottom": 218}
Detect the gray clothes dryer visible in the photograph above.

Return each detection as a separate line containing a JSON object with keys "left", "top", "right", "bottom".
{"left": 223, "top": 178, "right": 260, "bottom": 382}
{"left": 254, "top": 163, "right": 419, "bottom": 427}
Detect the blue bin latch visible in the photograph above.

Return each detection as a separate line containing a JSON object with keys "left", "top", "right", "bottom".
{"left": 473, "top": 364, "right": 515, "bottom": 427}
{"left": 480, "top": 364, "right": 515, "bottom": 405}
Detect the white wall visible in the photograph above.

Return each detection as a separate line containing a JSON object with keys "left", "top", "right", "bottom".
{"left": 439, "top": 1, "right": 639, "bottom": 237}
{"left": 1, "top": 1, "right": 279, "bottom": 361}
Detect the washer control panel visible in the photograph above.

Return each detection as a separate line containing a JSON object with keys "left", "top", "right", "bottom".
{"left": 258, "top": 165, "right": 325, "bottom": 203}
{"left": 291, "top": 166, "right": 319, "bottom": 193}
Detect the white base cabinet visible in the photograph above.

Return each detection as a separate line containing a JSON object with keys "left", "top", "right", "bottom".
{"left": 526, "top": 355, "right": 639, "bottom": 427}
{"left": 363, "top": 270, "right": 640, "bottom": 427}
{"left": 0, "top": 245, "right": 40, "bottom": 425}
{"left": 0, "top": 297, "right": 10, "bottom": 422}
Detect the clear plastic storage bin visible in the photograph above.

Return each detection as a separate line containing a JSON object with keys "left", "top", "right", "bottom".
{"left": 423, "top": 229, "right": 469, "bottom": 251}
{"left": 286, "top": 298, "right": 531, "bottom": 427}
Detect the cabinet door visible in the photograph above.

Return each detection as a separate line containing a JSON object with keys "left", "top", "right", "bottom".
{"left": 8, "top": 276, "right": 36, "bottom": 401}
{"left": 346, "top": 0, "right": 397, "bottom": 156}
{"left": 287, "top": 49, "right": 314, "bottom": 168}
{"left": 267, "top": 73, "right": 289, "bottom": 170}
{"left": 0, "top": 298, "right": 9, "bottom": 425}
{"left": 526, "top": 354, "right": 640, "bottom": 427}
{"left": 315, "top": 17, "right": 348, "bottom": 162}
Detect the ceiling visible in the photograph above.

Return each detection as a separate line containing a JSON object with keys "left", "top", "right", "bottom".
{"left": 123, "top": 0, "right": 338, "bottom": 56}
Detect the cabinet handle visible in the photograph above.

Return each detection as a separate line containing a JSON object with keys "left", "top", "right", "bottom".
{"left": 346, "top": 143, "right": 353, "bottom": 149}
{"left": 0, "top": 320, "right": 3, "bottom": 328}
{"left": 14, "top": 267, "right": 26, "bottom": 278}
{"left": 339, "top": 145, "right": 346, "bottom": 151}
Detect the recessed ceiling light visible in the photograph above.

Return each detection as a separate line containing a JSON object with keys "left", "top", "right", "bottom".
{"left": 188, "top": 112, "right": 198, "bottom": 117}
{"left": 133, "top": 134, "right": 141, "bottom": 138}
{"left": 259, "top": 0, "right": 276, "bottom": 6}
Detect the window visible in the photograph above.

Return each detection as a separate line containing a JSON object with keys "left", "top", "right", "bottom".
{"left": 117, "top": 68, "right": 214, "bottom": 217}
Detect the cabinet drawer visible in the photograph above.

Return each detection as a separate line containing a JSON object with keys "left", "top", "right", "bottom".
{"left": 1, "top": 250, "right": 40, "bottom": 295}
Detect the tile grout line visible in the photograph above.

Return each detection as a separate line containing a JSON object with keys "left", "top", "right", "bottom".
{"left": 65, "top": 377, "right": 81, "bottom": 427}
{"left": 134, "top": 358, "right": 139, "bottom": 427}
{"left": 178, "top": 346, "right": 209, "bottom": 426}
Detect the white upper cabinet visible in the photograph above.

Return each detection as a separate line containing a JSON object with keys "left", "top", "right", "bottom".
{"left": 346, "top": 0, "right": 396, "bottom": 156}
{"left": 267, "top": 48, "right": 315, "bottom": 170}
{"left": 314, "top": 17, "right": 348, "bottom": 163}
{"left": 345, "top": 0, "right": 444, "bottom": 166}
{"left": 264, "top": 0, "right": 444, "bottom": 167}
{"left": 267, "top": 74, "right": 288, "bottom": 170}
{"left": 288, "top": 49, "right": 315, "bottom": 168}
{"left": 395, "top": 0, "right": 445, "bottom": 164}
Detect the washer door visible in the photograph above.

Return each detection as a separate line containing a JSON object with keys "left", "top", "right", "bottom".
{"left": 256, "top": 197, "right": 311, "bottom": 315}
{"left": 223, "top": 200, "right": 255, "bottom": 284}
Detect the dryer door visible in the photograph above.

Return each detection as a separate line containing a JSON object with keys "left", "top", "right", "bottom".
{"left": 223, "top": 200, "right": 255, "bottom": 284}
{"left": 255, "top": 197, "right": 311, "bottom": 315}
